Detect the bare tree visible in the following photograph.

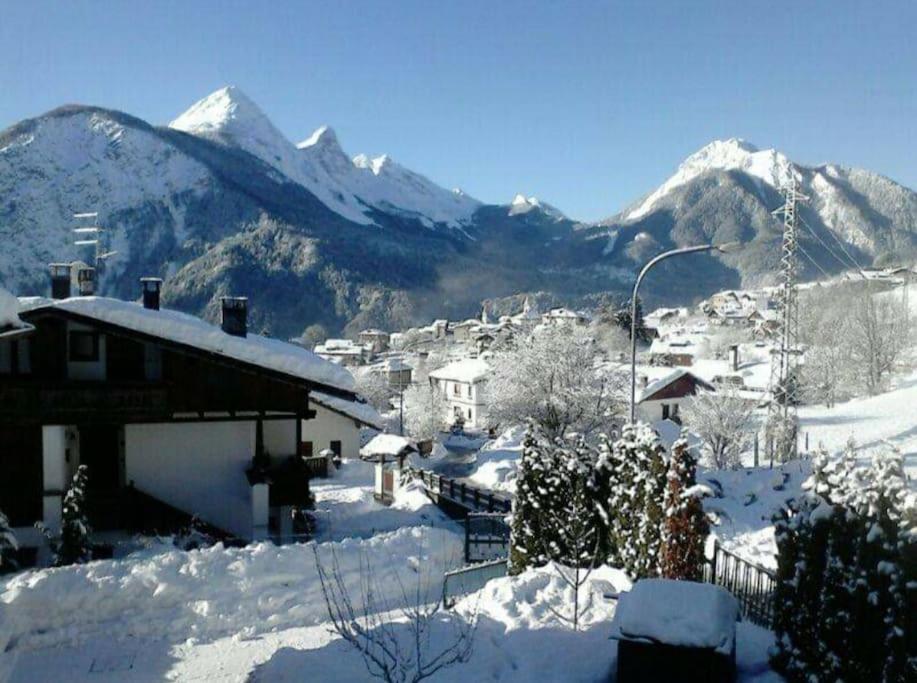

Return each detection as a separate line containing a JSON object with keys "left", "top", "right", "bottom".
{"left": 313, "top": 544, "right": 476, "bottom": 683}
{"left": 401, "top": 383, "right": 448, "bottom": 441}
{"left": 487, "top": 326, "right": 627, "bottom": 438}
{"left": 846, "top": 286, "right": 911, "bottom": 395}
{"left": 356, "top": 369, "right": 394, "bottom": 412}
{"left": 682, "top": 388, "right": 756, "bottom": 469}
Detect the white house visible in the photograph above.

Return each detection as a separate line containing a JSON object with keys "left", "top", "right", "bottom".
{"left": 635, "top": 368, "right": 715, "bottom": 424}
{"left": 1, "top": 267, "right": 375, "bottom": 564}
{"left": 541, "top": 307, "right": 588, "bottom": 327}
{"left": 428, "top": 358, "right": 491, "bottom": 430}
{"left": 313, "top": 338, "right": 373, "bottom": 366}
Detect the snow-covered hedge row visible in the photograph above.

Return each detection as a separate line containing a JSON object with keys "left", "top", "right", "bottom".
{"left": 1, "top": 526, "right": 462, "bottom": 652}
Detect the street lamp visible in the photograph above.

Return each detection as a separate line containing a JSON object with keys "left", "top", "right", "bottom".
{"left": 628, "top": 242, "right": 741, "bottom": 423}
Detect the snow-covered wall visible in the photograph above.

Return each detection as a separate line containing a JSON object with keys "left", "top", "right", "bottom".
{"left": 125, "top": 421, "right": 256, "bottom": 538}
{"left": 301, "top": 403, "right": 361, "bottom": 459}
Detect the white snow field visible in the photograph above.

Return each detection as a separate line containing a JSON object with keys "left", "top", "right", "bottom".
{"left": 1, "top": 455, "right": 781, "bottom": 682}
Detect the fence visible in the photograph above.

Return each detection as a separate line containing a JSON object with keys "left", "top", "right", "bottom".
{"left": 465, "top": 512, "right": 511, "bottom": 563}
{"left": 442, "top": 559, "right": 509, "bottom": 608}
{"left": 301, "top": 454, "right": 330, "bottom": 478}
{"left": 704, "top": 540, "right": 777, "bottom": 629}
{"left": 408, "top": 468, "right": 513, "bottom": 514}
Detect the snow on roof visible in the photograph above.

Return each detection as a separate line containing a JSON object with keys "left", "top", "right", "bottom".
{"left": 21, "top": 296, "right": 355, "bottom": 392}
{"left": 0, "top": 287, "right": 33, "bottom": 338}
{"left": 311, "top": 390, "right": 383, "bottom": 429}
{"left": 610, "top": 579, "right": 739, "bottom": 654}
{"left": 638, "top": 368, "right": 712, "bottom": 402}
{"left": 428, "top": 357, "right": 491, "bottom": 383}
{"left": 374, "top": 357, "right": 412, "bottom": 372}
{"left": 360, "top": 433, "right": 417, "bottom": 458}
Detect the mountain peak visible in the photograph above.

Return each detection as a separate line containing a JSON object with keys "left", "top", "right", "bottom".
{"left": 297, "top": 125, "right": 340, "bottom": 151}
{"left": 169, "top": 86, "right": 268, "bottom": 136}
{"left": 625, "top": 137, "right": 794, "bottom": 220}
{"left": 353, "top": 153, "right": 391, "bottom": 176}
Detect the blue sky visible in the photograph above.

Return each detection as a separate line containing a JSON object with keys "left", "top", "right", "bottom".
{"left": 1, "top": 0, "right": 914, "bottom": 221}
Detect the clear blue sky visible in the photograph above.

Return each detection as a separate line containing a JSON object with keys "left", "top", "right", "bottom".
{"left": 1, "top": 0, "right": 915, "bottom": 221}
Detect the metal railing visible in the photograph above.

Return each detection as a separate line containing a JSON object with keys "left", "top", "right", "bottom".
{"left": 442, "top": 559, "right": 509, "bottom": 608}
{"left": 704, "top": 540, "right": 776, "bottom": 629}
{"left": 408, "top": 468, "right": 512, "bottom": 514}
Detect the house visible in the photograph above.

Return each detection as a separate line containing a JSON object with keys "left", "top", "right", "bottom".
{"left": 635, "top": 368, "right": 715, "bottom": 423}
{"left": 372, "top": 356, "right": 413, "bottom": 389}
{"left": 313, "top": 338, "right": 373, "bottom": 366}
{"left": 541, "top": 307, "right": 588, "bottom": 327}
{"left": 358, "top": 329, "right": 390, "bottom": 354}
{"left": 428, "top": 358, "right": 491, "bottom": 430}
{"left": 0, "top": 266, "right": 372, "bottom": 562}
{"left": 648, "top": 335, "right": 707, "bottom": 367}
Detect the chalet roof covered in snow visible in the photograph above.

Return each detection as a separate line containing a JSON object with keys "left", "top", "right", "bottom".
{"left": 19, "top": 296, "right": 355, "bottom": 393}
{"left": 610, "top": 579, "right": 739, "bottom": 655}
{"left": 637, "top": 368, "right": 714, "bottom": 403}
{"left": 360, "top": 433, "right": 417, "bottom": 459}
{"left": 429, "top": 358, "right": 491, "bottom": 384}
{"left": 311, "top": 390, "right": 383, "bottom": 429}
{"left": 0, "top": 287, "right": 34, "bottom": 339}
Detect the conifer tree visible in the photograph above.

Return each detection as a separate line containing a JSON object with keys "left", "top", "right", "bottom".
{"left": 660, "top": 439, "right": 709, "bottom": 581}
{"left": 39, "top": 465, "right": 93, "bottom": 567}
{"left": 510, "top": 425, "right": 561, "bottom": 574}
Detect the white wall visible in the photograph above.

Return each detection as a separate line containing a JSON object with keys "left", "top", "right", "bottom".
{"left": 301, "top": 403, "right": 361, "bottom": 459}
{"left": 263, "top": 419, "right": 297, "bottom": 458}
{"left": 636, "top": 397, "right": 689, "bottom": 424}
{"left": 66, "top": 321, "right": 106, "bottom": 381}
{"left": 125, "top": 421, "right": 256, "bottom": 539}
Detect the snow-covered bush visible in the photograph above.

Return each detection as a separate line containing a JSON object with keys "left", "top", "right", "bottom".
{"left": 682, "top": 387, "right": 755, "bottom": 469}
{"left": 771, "top": 442, "right": 916, "bottom": 682}
{"left": 355, "top": 369, "right": 393, "bottom": 412}
{"left": 0, "top": 508, "right": 18, "bottom": 570}
{"left": 401, "top": 383, "right": 448, "bottom": 441}
{"left": 38, "top": 465, "right": 93, "bottom": 566}
{"left": 487, "top": 326, "right": 626, "bottom": 438}
{"left": 599, "top": 423, "right": 667, "bottom": 579}
{"left": 660, "top": 439, "right": 709, "bottom": 581}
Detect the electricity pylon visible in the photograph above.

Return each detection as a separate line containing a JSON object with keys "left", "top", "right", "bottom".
{"left": 766, "top": 175, "right": 807, "bottom": 463}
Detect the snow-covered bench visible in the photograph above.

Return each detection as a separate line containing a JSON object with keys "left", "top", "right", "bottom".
{"left": 609, "top": 578, "right": 740, "bottom": 683}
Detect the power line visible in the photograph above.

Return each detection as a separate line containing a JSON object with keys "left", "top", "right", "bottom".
{"left": 796, "top": 240, "right": 833, "bottom": 280}
{"left": 798, "top": 217, "right": 858, "bottom": 274}
{"left": 801, "top": 214, "right": 865, "bottom": 274}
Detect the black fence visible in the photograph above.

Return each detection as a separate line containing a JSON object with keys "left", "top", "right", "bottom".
{"left": 704, "top": 540, "right": 776, "bottom": 629}
{"left": 465, "top": 512, "right": 510, "bottom": 563}
{"left": 409, "top": 468, "right": 513, "bottom": 514}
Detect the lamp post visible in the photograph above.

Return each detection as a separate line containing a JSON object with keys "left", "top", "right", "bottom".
{"left": 628, "top": 242, "right": 741, "bottom": 423}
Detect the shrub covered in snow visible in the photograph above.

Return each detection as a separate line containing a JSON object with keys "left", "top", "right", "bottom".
{"left": 661, "top": 439, "right": 710, "bottom": 581}
{"left": 771, "top": 442, "right": 916, "bottom": 682}
{"left": 38, "top": 465, "right": 93, "bottom": 567}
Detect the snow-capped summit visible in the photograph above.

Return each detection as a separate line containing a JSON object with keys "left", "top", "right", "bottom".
{"left": 170, "top": 86, "right": 480, "bottom": 229}
{"left": 626, "top": 138, "right": 795, "bottom": 220}
{"left": 508, "top": 194, "right": 565, "bottom": 220}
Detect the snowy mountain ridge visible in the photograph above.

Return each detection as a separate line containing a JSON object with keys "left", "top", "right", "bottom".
{"left": 170, "top": 86, "right": 481, "bottom": 229}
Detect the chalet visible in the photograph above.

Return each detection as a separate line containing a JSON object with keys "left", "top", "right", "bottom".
{"left": 635, "top": 369, "right": 715, "bottom": 424}
{"left": 541, "top": 307, "right": 588, "bottom": 327}
{"left": 371, "top": 356, "right": 413, "bottom": 390}
{"left": 313, "top": 338, "right": 373, "bottom": 366}
{"left": 428, "top": 358, "right": 491, "bottom": 430}
{"left": 648, "top": 335, "right": 706, "bottom": 367}
{"left": 358, "top": 329, "right": 390, "bottom": 354}
{"left": 0, "top": 268, "right": 375, "bottom": 562}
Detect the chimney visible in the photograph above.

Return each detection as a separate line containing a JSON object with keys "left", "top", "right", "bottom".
{"left": 638, "top": 374, "right": 649, "bottom": 389}
{"left": 729, "top": 344, "right": 740, "bottom": 371}
{"left": 49, "top": 263, "right": 72, "bottom": 299}
{"left": 221, "top": 297, "right": 248, "bottom": 337}
{"left": 76, "top": 266, "right": 96, "bottom": 296}
{"left": 140, "top": 277, "right": 162, "bottom": 311}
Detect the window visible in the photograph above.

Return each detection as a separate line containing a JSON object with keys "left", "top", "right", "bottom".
{"left": 467, "top": 384, "right": 472, "bottom": 398}
{"left": 300, "top": 441, "right": 314, "bottom": 458}
{"left": 468, "top": 408, "right": 472, "bottom": 420}
{"left": 330, "top": 440, "right": 342, "bottom": 457}
{"left": 453, "top": 382, "right": 460, "bottom": 396}
{"left": 662, "top": 403, "right": 670, "bottom": 420}
{"left": 69, "top": 330, "right": 100, "bottom": 362}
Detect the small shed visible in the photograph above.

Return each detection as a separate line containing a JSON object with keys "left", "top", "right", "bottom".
{"left": 610, "top": 579, "right": 739, "bottom": 683}
{"left": 362, "top": 434, "right": 418, "bottom": 502}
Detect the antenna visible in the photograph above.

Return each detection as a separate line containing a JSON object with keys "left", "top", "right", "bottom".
{"left": 72, "top": 212, "right": 117, "bottom": 270}
{"left": 765, "top": 176, "right": 808, "bottom": 464}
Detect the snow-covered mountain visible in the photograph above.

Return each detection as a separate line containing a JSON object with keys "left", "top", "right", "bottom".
{"left": 2, "top": 90, "right": 916, "bottom": 337}
{"left": 602, "top": 137, "right": 917, "bottom": 274}
{"left": 170, "top": 86, "right": 481, "bottom": 229}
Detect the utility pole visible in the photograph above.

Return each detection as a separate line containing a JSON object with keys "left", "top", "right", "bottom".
{"left": 73, "top": 212, "right": 117, "bottom": 271}
{"left": 765, "top": 176, "right": 807, "bottom": 463}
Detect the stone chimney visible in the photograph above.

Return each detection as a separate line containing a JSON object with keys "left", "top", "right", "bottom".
{"left": 221, "top": 297, "right": 248, "bottom": 337}
{"left": 729, "top": 344, "right": 740, "bottom": 372}
{"left": 76, "top": 266, "right": 96, "bottom": 296}
{"left": 141, "top": 277, "right": 162, "bottom": 311}
{"left": 49, "top": 263, "right": 72, "bottom": 299}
